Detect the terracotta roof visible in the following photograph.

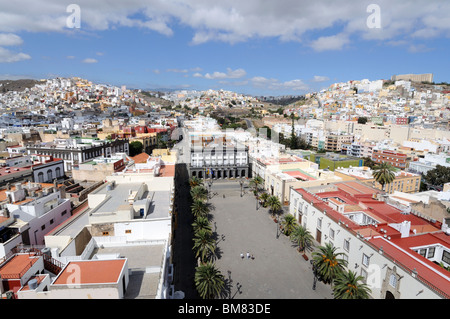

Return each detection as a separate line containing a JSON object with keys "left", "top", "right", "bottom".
{"left": 130, "top": 152, "right": 150, "bottom": 163}
{"left": 53, "top": 259, "right": 127, "bottom": 285}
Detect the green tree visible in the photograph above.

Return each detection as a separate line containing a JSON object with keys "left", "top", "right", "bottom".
{"left": 281, "top": 214, "right": 298, "bottom": 236}
{"left": 192, "top": 229, "right": 216, "bottom": 263}
{"left": 192, "top": 216, "right": 212, "bottom": 235}
{"left": 258, "top": 192, "right": 269, "bottom": 207}
{"left": 290, "top": 225, "right": 314, "bottom": 253}
{"left": 373, "top": 162, "right": 396, "bottom": 192}
{"left": 249, "top": 176, "right": 264, "bottom": 194}
{"left": 333, "top": 270, "right": 371, "bottom": 299}
{"left": 357, "top": 117, "right": 368, "bottom": 124}
{"left": 190, "top": 186, "right": 208, "bottom": 202}
{"left": 189, "top": 176, "right": 204, "bottom": 188}
{"left": 129, "top": 140, "right": 143, "bottom": 156}
{"left": 195, "top": 262, "right": 225, "bottom": 299}
{"left": 266, "top": 195, "right": 281, "bottom": 217}
{"left": 424, "top": 165, "right": 450, "bottom": 188}
{"left": 191, "top": 200, "right": 210, "bottom": 219}
{"left": 312, "top": 242, "right": 348, "bottom": 285}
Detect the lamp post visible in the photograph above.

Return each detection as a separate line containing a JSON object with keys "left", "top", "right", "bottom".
{"left": 239, "top": 180, "right": 244, "bottom": 197}
{"left": 310, "top": 260, "right": 318, "bottom": 290}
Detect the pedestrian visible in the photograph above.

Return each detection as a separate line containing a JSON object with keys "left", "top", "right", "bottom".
{"left": 246, "top": 252, "right": 250, "bottom": 259}
{"left": 251, "top": 254, "right": 255, "bottom": 260}
{"left": 240, "top": 253, "right": 244, "bottom": 259}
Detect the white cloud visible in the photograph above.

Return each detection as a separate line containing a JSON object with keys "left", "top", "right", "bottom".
{"left": 251, "top": 76, "right": 309, "bottom": 92}
{"left": 81, "top": 58, "right": 98, "bottom": 63}
{"left": 203, "top": 68, "right": 246, "bottom": 80}
{"left": 0, "top": 1, "right": 448, "bottom": 53}
{"left": 309, "top": 33, "right": 350, "bottom": 52}
{"left": 0, "top": 33, "right": 23, "bottom": 46}
{"left": 166, "top": 68, "right": 188, "bottom": 73}
{"left": 0, "top": 47, "right": 30, "bottom": 63}
{"left": 312, "top": 75, "right": 330, "bottom": 82}
{"left": 66, "top": 55, "right": 75, "bottom": 59}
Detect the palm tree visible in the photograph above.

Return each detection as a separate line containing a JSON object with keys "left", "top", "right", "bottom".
{"left": 281, "top": 214, "right": 298, "bottom": 236}
{"left": 333, "top": 270, "right": 371, "bottom": 299}
{"left": 192, "top": 229, "right": 216, "bottom": 263}
{"left": 312, "top": 242, "right": 348, "bottom": 285}
{"left": 249, "top": 176, "right": 264, "bottom": 194}
{"left": 195, "top": 262, "right": 225, "bottom": 299}
{"left": 372, "top": 162, "right": 396, "bottom": 192}
{"left": 258, "top": 192, "right": 269, "bottom": 207}
{"left": 192, "top": 216, "right": 212, "bottom": 235}
{"left": 189, "top": 176, "right": 204, "bottom": 188}
{"left": 266, "top": 195, "right": 281, "bottom": 217}
{"left": 190, "top": 185, "right": 208, "bottom": 202}
{"left": 290, "top": 225, "right": 314, "bottom": 253}
{"left": 191, "top": 200, "right": 210, "bottom": 219}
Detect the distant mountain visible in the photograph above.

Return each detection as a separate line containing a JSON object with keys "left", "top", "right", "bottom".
{"left": 0, "top": 79, "right": 44, "bottom": 93}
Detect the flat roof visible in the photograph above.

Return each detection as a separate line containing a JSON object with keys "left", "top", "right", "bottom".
{"left": 52, "top": 259, "right": 126, "bottom": 285}
{"left": 0, "top": 253, "right": 39, "bottom": 279}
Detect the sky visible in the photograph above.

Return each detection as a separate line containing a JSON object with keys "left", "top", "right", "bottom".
{"left": 0, "top": 0, "right": 449, "bottom": 96}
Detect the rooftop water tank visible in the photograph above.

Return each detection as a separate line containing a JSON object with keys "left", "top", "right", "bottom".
{"left": 28, "top": 278, "right": 38, "bottom": 290}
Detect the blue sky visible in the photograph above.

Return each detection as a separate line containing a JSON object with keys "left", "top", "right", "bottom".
{"left": 0, "top": 0, "right": 449, "bottom": 96}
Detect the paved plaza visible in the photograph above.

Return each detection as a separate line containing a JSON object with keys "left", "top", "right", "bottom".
{"left": 208, "top": 179, "right": 333, "bottom": 299}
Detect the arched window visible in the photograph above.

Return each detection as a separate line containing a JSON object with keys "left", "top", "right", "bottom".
{"left": 47, "top": 169, "right": 53, "bottom": 182}
{"left": 37, "top": 172, "right": 44, "bottom": 183}
{"left": 55, "top": 167, "right": 61, "bottom": 178}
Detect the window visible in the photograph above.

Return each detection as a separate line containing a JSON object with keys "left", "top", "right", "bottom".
{"left": 50, "top": 219, "right": 54, "bottom": 225}
{"left": 427, "top": 247, "right": 435, "bottom": 258}
{"left": 317, "top": 218, "right": 322, "bottom": 230}
{"left": 360, "top": 268, "right": 368, "bottom": 283}
{"left": 362, "top": 253, "right": 370, "bottom": 267}
{"left": 343, "top": 239, "right": 350, "bottom": 252}
{"left": 125, "top": 230, "right": 132, "bottom": 234}
{"left": 329, "top": 228, "right": 335, "bottom": 240}
{"left": 389, "top": 274, "right": 398, "bottom": 288}
{"left": 41, "top": 225, "right": 46, "bottom": 231}
{"left": 442, "top": 250, "right": 450, "bottom": 265}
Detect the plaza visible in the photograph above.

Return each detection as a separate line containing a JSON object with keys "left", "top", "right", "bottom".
{"left": 207, "top": 179, "right": 333, "bottom": 299}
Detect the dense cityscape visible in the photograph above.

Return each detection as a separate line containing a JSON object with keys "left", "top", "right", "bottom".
{"left": 0, "top": 73, "right": 448, "bottom": 301}
{"left": 0, "top": 0, "right": 449, "bottom": 306}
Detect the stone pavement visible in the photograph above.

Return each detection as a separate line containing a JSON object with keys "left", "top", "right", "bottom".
{"left": 208, "top": 179, "right": 333, "bottom": 299}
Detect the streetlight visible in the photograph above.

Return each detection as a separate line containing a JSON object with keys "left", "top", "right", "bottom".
{"left": 310, "top": 260, "right": 318, "bottom": 290}
{"left": 239, "top": 180, "right": 244, "bottom": 197}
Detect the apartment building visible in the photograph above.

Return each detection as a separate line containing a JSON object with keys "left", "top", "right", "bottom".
{"left": 372, "top": 149, "right": 410, "bottom": 169}
{"left": 334, "top": 166, "right": 421, "bottom": 194}
{"left": 325, "top": 133, "right": 354, "bottom": 152}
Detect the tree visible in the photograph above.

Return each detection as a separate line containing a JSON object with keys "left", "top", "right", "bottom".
{"left": 357, "top": 117, "right": 368, "bottom": 124}
{"left": 192, "top": 216, "right": 212, "bottom": 235}
{"left": 129, "top": 140, "right": 143, "bottom": 157}
{"left": 190, "top": 186, "right": 208, "bottom": 202}
{"left": 189, "top": 176, "right": 204, "bottom": 188}
{"left": 249, "top": 176, "right": 264, "bottom": 194}
{"left": 424, "top": 165, "right": 450, "bottom": 188}
{"left": 290, "top": 225, "right": 314, "bottom": 253}
{"left": 372, "top": 162, "right": 396, "bottom": 192}
{"left": 192, "top": 229, "right": 216, "bottom": 263}
{"left": 362, "top": 156, "right": 377, "bottom": 169}
{"left": 312, "top": 242, "right": 348, "bottom": 285}
{"left": 191, "top": 200, "right": 210, "bottom": 219}
{"left": 266, "top": 195, "right": 281, "bottom": 217}
{"left": 332, "top": 270, "right": 371, "bottom": 299}
{"left": 258, "top": 192, "right": 269, "bottom": 207}
{"left": 281, "top": 214, "right": 298, "bottom": 236}
{"left": 195, "top": 262, "right": 225, "bottom": 299}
